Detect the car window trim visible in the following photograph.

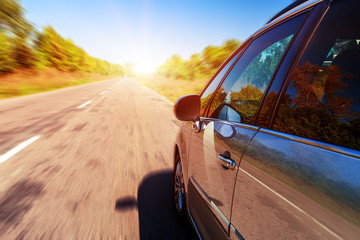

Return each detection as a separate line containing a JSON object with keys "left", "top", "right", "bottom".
{"left": 254, "top": 2, "right": 327, "bottom": 128}
{"left": 268, "top": 2, "right": 331, "bottom": 128}
{"left": 199, "top": 42, "right": 248, "bottom": 98}
{"left": 202, "top": 42, "right": 252, "bottom": 117}
{"left": 200, "top": 117, "right": 260, "bottom": 131}
{"left": 259, "top": 128, "right": 360, "bottom": 159}
{"left": 253, "top": 9, "right": 315, "bottom": 127}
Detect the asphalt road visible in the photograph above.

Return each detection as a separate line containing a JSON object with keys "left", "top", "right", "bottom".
{"left": 0, "top": 77, "right": 197, "bottom": 239}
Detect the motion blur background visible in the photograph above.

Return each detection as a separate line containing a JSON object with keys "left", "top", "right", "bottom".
{"left": 1, "top": 0, "right": 291, "bottom": 100}
{"left": 0, "top": 0, "right": 292, "bottom": 238}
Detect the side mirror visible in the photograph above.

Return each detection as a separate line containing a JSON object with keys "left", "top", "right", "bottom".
{"left": 174, "top": 95, "right": 200, "bottom": 121}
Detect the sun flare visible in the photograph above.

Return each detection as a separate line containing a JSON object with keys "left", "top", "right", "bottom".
{"left": 135, "top": 61, "right": 158, "bottom": 74}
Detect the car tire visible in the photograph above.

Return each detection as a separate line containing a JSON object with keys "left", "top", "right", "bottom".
{"left": 173, "top": 153, "right": 186, "bottom": 219}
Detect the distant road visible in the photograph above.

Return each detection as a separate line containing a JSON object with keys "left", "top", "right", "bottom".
{"left": 0, "top": 78, "right": 196, "bottom": 239}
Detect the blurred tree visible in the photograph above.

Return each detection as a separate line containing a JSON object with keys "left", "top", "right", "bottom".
{"left": 34, "top": 26, "right": 123, "bottom": 75}
{"left": 158, "top": 39, "right": 242, "bottom": 81}
{"left": 0, "top": 0, "right": 37, "bottom": 70}
{"left": 202, "top": 45, "right": 223, "bottom": 71}
{"left": 12, "top": 38, "right": 37, "bottom": 68}
{"left": 0, "top": 31, "right": 14, "bottom": 72}
{"left": 0, "top": 0, "right": 32, "bottom": 38}
{"left": 0, "top": 0, "right": 123, "bottom": 75}
{"left": 35, "top": 26, "right": 67, "bottom": 70}
{"left": 184, "top": 53, "right": 207, "bottom": 80}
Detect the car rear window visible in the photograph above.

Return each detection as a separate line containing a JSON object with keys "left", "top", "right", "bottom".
{"left": 273, "top": 0, "right": 360, "bottom": 151}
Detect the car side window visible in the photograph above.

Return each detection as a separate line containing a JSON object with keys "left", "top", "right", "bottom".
{"left": 199, "top": 51, "right": 240, "bottom": 116}
{"left": 272, "top": 0, "right": 360, "bottom": 151}
{"left": 208, "top": 14, "right": 306, "bottom": 124}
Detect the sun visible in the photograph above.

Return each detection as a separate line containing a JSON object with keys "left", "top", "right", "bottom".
{"left": 135, "top": 61, "right": 157, "bottom": 74}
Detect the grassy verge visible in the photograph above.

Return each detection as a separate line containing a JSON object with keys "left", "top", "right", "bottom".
{"left": 135, "top": 74, "right": 208, "bottom": 102}
{"left": 0, "top": 69, "right": 119, "bottom": 99}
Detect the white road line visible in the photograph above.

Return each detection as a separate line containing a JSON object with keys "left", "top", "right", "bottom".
{"left": 100, "top": 91, "right": 106, "bottom": 95}
{"left": 0, "top": 135, "right": 41, "bottom": 163}
{"left": 77, "top": 100, "right": 92, "bottom": 109}
{"left": 239, "top": 168, "right": 341, "bottom": 239}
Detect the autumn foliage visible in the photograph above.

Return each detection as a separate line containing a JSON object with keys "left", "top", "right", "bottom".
{"left": 274, "top": 61, "right": 359, "bottom": 150}
{"left": 0, "top": 0, "right": 124, "bottom": 75}
{"left": 157, "top": 39, "right": 242, "bottom": 80}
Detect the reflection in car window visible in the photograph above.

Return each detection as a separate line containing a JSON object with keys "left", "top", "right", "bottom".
{"left": 216, "top": 103, "right": 242, "bottom": 123}
{"left": 273, "top": 0, "right": 360, "bottom": 151}
{"left": 199, "top": 51, "right": 240, "bottom": 116}
{"left": 208, "top": 14, "right": 306, "bottom": 124}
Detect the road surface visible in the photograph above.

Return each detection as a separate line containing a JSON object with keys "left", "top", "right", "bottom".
{"left": 0, "top": 77, "right": 197, "bottom": 239}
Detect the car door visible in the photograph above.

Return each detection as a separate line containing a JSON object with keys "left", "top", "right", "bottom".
{"left": 180, "top": 49, "right": 243, "bottom": 189}
{"left": 230, "top": 0, "right": 360, "bottom": 239}
{"left": 186, "top": 12, "right": 307, "bottom": 240}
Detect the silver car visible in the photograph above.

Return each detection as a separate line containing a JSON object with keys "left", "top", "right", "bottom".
{"left": 173, "top": 0, "right": 360, "bottom": 239}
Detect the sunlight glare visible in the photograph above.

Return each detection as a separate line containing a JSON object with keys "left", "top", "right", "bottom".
{"left": 135, "top": 61, "right": 158, "bottom": 74}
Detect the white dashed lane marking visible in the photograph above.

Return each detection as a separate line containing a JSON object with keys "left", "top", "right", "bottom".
{"left": 77, "top": 100, "right": 92, "bottom": 109}
{"left": 0, "top": 135, "right": 41, "bottom": 164}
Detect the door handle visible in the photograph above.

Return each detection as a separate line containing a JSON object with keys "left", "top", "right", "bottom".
{"left": 218, "top": 155, "right": 236, "bottom": 170}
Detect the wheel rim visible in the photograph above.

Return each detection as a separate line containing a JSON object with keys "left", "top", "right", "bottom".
{"left": 174, "top": 161, "right": 185, "bottom": 212}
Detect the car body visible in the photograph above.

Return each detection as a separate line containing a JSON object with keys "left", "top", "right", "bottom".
{"left": 172, "top": 0, "right": 360, "bottom": 239}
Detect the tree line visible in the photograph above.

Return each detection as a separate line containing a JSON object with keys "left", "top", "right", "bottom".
{"left": 157, "top": 39, "right": 242, "bottom": 80}
{"left": 0, "top": 0, "right": 124, "bottom": 75}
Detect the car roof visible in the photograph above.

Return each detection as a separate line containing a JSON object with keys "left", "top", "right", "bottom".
{"left": 252, "top": 0, "right": 324, "bottom": 39}
{"left": 267, "top": 0, "right": 310, "bottom": 23}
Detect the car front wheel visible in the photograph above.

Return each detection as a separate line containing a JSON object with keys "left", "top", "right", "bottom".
{"left": 173, "top": 153, "right": 186, "bottom": 218}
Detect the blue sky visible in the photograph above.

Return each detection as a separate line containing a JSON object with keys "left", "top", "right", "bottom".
{"left": 22, "top": 0, "right": 292, "bottom": 73}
